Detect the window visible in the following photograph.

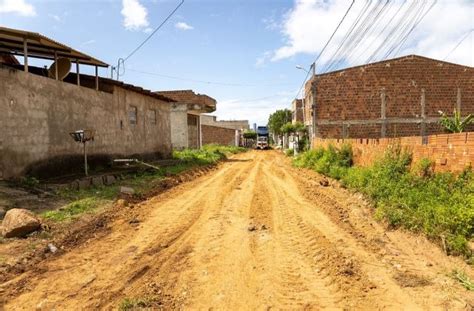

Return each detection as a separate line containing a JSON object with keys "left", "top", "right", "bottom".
{"left": 129, "top": 106, "right": 137, "bottom": 125}
{"left": 148, "top": 109, "right": 157, "bottom": 125}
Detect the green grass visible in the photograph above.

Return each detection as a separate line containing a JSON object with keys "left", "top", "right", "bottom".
{"left": 118, "top": 297, "right": 159, "bottom": 310}
{"left": 294, "top": 144, "right": 474, "bottom": 257}
{"left": 452, "top": 269, "right": 474, "bottom": 291}
{"left": 43, "top": 145, "right": 246, "bottom": 222}
{"left": 42, "top": 197, "right": 105, "bottom": 222}
{"left": 173, "top": 144, "right": 246, "bottom": 165}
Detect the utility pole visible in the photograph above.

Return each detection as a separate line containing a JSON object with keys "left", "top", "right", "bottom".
{"left": 311, "top": 63, "right": 317, "bottom": 144}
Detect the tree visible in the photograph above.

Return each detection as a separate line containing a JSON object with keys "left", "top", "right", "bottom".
{"left": 243, "top": 130, "right": 257, "bottom": 139}
{"left": 268, "top": 109, "right": 292, "bottom": 145}
{"left": 439, "top": 109, "right": 473, "bottom": 133}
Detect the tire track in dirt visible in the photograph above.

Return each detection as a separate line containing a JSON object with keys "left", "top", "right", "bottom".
{"left": 3, "top": 151, "right": 473, "bottom": 310}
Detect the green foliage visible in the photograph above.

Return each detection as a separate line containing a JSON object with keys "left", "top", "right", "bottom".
{"left": 173, "top": 144, "right": 246, "bottom": 165}
{"left": 281, "top": 122, "right": 295, "bottom": 134}
{"left": 294, "top": 144, "right": 474, "bottom": 257}
{"left": 48, "top": 145, "right": 245, "bottom": 222}
{"left": 280, "top": 122, "right": 306, "bottom": 134}
{"left": 243, "top": 130, "right": 257, "bottom": 140}
{"left": 293, "top": 144, "right": 352, "bottom": 180}
{"left": 42, "top": 197, "right": 104, "bottom": 221}
{"left": 439, "top": 109, "right": 474, "bottom": 133}
{"left": 119, "top": 297, "right": 157, "bottom": 310}
{"left": 17, "top": 176, "right": 40, "bottom": 188}
{"left": 268, "top": 109, "right": 292, "bottom": 135}
{"left": 284, "top": 149, "right": 294, "bottom": 157}
{"left": 452, "top": 270, "right": 474, "bottom": 291}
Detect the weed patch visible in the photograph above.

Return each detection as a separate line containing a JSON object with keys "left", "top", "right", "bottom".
{"left": 294, "top": 144, "right": 474, "bottom": 257}
{"left": 119, "top": 297, "right": 159, "bottom": 310}
{"left": 42, "top": 197, "right": 105, "bottom": 222}
{"left": 452, "top": 269, "right": 474, "bottom": 291}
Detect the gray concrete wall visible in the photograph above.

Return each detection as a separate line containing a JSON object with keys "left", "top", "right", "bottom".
{"left": 0, "top": 66, "right": 172, "bottom": 179}
{"left": 170, "top": 103, "right": 188, "bottom": 150}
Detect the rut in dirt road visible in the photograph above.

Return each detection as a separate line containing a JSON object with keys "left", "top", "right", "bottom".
{"left": 2, "top": 151, "right": 473, "bottom": 310}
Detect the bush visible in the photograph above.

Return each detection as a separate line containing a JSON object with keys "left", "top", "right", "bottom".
{"left": 295, "top": 144, "right": 474, "bottom": 257}
{"left": 173, "top": 144, "right": 246, "bottom": 165}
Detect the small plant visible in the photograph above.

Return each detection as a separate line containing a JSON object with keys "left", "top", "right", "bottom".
{"left": 439, "top": 109, "right": 473, "bottom": 133}
{"left": 42, "top": 197, "right": 103, "bottom": 222}
{"left": 452, "top": 269, "right": 474, "bottom": 291}
{"left": 18, "top": 176, "right": 40, "bottom": 189}
{"left": 119, "top": 297, "right": 156, "bottom": 310}
{"left": 284, "top": 149, "right": 294, "bottom": 157}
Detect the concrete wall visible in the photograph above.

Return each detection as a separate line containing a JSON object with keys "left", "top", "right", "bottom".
{"left": 201, "top": 115, "right": 250, "bottom": 130}
{"left": 313, "top": 132, "right": 474, "bottom": 173}
{"left": 169, "top": 103, "right": 188, "bottom": 150}
{"left": 202, "top": 125, "right": 237, "bottom": 146}
{"left": 304, "top": 55, "right": 474, "bottom": 139}
{"left": 187, "top": 114, "right": 200, "bottom": 149}
{"left": 0, "top": 66, "right": 172, "bottom": 179}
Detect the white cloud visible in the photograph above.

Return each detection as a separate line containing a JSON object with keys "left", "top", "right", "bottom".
{"left": 0, "top": 0, "right": 36, "bottom": 16}
{"left": 255, "top": 51, "right": 272, "bottom": 68}
{"left": 268, "top": 0, "right": 473, "bottom": 68}
{"left": 216, "top": 91, "right": 295, "bottom": 126}
{"left": 121, "top": 0, "right": 149, "bottom": 31}
{"left": 49, "top": 14, "right": 61, "bottom": 22}
{"left": 175, "top": 22, "right": 194, "bottom": 31}
{"left": 81, "top": 39, "right": 96, "bottom": 46}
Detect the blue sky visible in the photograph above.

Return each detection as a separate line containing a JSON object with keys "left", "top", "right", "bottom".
{"left": 1, "top": 0, "right": 473, "bottom": 126}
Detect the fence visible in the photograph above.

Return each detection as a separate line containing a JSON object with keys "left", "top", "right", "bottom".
{"left": 313, "top": 132, "right": 474, "bottom": 173}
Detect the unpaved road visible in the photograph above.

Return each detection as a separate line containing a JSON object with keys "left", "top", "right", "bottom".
{"left": 1, "top": 151, "right": 473, "bottom": 310}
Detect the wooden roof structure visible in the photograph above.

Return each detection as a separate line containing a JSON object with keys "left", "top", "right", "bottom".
{"left": 0, "top": 26, "right": 108, "bottom": 67}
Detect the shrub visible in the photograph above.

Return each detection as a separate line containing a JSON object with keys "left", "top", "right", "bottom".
{"left": 295, "top": 144, "right": 474, "bottom": 257}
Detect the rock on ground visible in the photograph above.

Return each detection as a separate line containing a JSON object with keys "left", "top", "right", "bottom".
{"left": 1, "top": 208, "right": 41, "bottom": 238}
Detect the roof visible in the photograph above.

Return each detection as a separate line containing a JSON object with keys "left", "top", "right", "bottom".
{"left": 316, "top": 54, "right": 472, "bottom": 78}
{"left": 155, "top": 90, "right": 217, "bottom": 113}
{"left": 0, "top": 26, "right": 108, "bottom": 67}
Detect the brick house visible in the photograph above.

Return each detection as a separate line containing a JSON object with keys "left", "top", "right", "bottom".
{"left": 302, "top": 55, "right": 474, "bottom": 139}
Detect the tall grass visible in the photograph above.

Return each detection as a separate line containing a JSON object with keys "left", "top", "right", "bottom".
{"left": 294, "top": 144, "right": 474, "bottom": 256}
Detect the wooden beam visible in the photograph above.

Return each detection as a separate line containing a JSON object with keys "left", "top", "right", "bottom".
{"left": 54, "top": 51, "right": 58, "bottom": 80}
{"left": 23, "top": 38, "right": 28, "bottom": 72}
{"left": 95, "top": 66, "right": 99, "bottom": 91}
{"left": 76, "top": 60, "right": 80, "bottom": 86}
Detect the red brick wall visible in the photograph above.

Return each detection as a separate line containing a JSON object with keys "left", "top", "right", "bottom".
{"left": 304, "top": 55, "right": 474, "bottom": 138}
{"left": 313, "top": 132, "right": 474, "bottom": 173}
{"left": 202, "top": 125, "right": 236, "bottom": 146}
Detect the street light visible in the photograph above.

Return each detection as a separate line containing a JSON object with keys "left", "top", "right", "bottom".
{"left": 296, "top": 65, "right": 309, "bottom": 73}
{"left": 69, "top": 129, "right": 94, "bottom": 176}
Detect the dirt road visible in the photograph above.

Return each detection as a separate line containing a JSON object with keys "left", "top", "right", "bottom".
{"left": 2, "top": 151, "right": 473, "bottom": 310}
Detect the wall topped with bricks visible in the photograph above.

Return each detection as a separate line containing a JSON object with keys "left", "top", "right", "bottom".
{"left": 313, "top": 132, "right": 474, "bottom": 173}
{"left": 304, "top": 55, "right": 474, "bottom": 139}
{"left": 202, "top": 125, "right": 237, "bottom": 146}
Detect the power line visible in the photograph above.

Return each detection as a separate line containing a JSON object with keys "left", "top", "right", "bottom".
{"left": 124, "top": 0, "right": 184, "bottom": 62}
{"left": 390, "top": 0, "right": 437, "bottom": 58}
{"left": 126, "top": 67, "right": 296, "bottom": 87}
{"left": 323, "top": 0, "right": 372, "bottom": 73}
{"left": 116, "top": 0, "right": 184, "bottom": 79}
{"left": 443, "top": 29, "right": 473, "bottom": 61}
{"left": 294, "top": 0, "right": 356, "bottom": 102}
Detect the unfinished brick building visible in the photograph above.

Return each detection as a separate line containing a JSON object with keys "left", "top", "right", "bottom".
{"left": 303, "top": 55, "right": 474, "bottom": 139}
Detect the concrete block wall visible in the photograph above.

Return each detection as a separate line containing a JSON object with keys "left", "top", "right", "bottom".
{"left": 304, "top": 55, "right": 474, "bottom": 139}
{"left": 202, "top": 125, "right": 237, "bottom": 146}
{"left": 0, "top": 66, "right": 173, "bottom": 179}
{"left": 313, "top": 132, "right": 474, "bottom": 173}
